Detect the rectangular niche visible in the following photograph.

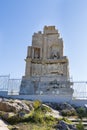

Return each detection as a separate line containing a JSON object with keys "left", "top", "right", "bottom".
{"left": 34, "top": 47, "right": 40, "bottom": 59}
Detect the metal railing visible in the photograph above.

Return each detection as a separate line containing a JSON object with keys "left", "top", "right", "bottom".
{"left": 72, "top": 81, "right": 87, "bottom": 99}
{"left": 0, "top": 75, "right": 10, "bottom": 91}
{"left": 8, "top": 79, "right": 21, "bottom": 95}
{"left": 0, "top": 75, "right": 87, "bottom": 99}
{"left": 0, "top": 75, "right": 21, "bottom": 95}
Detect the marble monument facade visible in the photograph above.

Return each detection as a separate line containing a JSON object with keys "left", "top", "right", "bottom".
{"left": 19, "top": 26, "right": 73, "bottom": 95}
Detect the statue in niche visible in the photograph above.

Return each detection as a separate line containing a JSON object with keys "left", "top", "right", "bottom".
{"left": 50, "top": 44, "right": 60, "bottom": 59}
{"left": 51, "top": 51, "right": 60, "bottom": 59}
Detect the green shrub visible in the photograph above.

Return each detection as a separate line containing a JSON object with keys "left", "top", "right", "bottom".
{"left": 40, "top": 105, "right": 52, "bottom": 113}
{"left": 61, "top": 117, "right": 72, "bottom": 124}
{"left": 61, "top": 109, "right": 76, "bottom": 116}
{"left": 29, "top": 108, "right": 44, "bottom": 124}
{"left": 55, "top": 105, "right": 61, "bottom": 110}
{"left": 76, "top": 107, "right": 86, "bottom": 118}
{"left": 4, "top": 114, "right": 21, "bottom": 124}
{"left": 0, "top": 111, "right": 20, "bottom": 125}
{"left": 28, "top": 107, "right": 55, "bottom": 124}
{"left": 76, "top": 121, "right": 84, "bottom": 130}
{"left": 44, "top": 115, "right": 55, "bottom": 123}
{"left": 33, "top": 100, "right": 42, "bottom": 109}
{"left": 0, "top": 111, "right": 31, "bottom": 125}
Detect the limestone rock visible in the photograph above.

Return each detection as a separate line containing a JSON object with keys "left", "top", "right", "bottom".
{"left": 45, "top": 102, "right": 75, "bottom": 110}
{"left": 45, "top": 102, "right": 76, "bottom": 116}
{"left": 57, "top": 103, "right": 75, "bottom": 110}
{"left": 0, "top": 98, "right": 33, "bottom": 113}
{"left": 55, "top": 120, "right": 77, "bottom": 130}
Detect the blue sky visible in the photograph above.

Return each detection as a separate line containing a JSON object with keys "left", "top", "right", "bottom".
{"left": 0, "top": 0, "right": 87, "bottom": 81}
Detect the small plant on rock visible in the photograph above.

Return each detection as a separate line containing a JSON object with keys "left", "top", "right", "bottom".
{"left": 33, "top": 100, "right": 42, "bottom": 109}
{"left": 76, "top": 107, "right": 86, "bottom": 119}
{"left": 76, "top": 121, "right": 84, "bottom": 130}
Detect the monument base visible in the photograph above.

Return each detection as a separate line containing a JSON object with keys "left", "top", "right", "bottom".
{"left": 19, "top": 75, "right": 74, "bottom": 96}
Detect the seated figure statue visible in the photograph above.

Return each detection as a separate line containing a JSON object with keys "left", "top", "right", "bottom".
{"left": 51, "top": 51, "right": 60, "bottom": 59}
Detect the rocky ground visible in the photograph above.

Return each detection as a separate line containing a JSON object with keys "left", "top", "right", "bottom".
{"left": 0, "top": 119, "right": 9, "bottom": 130}
{"left": 0, "top": 98, "right": 85, "bottom": 130}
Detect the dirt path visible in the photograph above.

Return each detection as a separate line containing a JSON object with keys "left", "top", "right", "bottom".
{"left": 0, "top": 119, "right": 9, "bottom": 130}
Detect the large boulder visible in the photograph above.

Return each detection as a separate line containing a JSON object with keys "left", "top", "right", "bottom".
{"left": 0, "top": 98, "right": 33, "bottom": 113}
{"left": 45, "top": 102, "right": 76, "bottom": 116}
{"left": 46, "top": 102, "right": 75, "bottom": 110}
{"left": 55, "top": 120, "right": 77, "bottom": 130}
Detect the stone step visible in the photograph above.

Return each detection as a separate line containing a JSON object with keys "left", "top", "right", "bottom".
{"left": 72, "top": 122, "right": 87, "bottom": 125}
{"left": 68, "top": 118, "right": 87, "bottom": 129}
{"left": 69, "top": 118, "right": 87, "bottom": 121}
{"left": 71, "top": 121, "right": 87, "bottom": 125}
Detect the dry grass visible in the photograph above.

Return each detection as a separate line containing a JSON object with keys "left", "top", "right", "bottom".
{"left": 8, "top": 122, "right": 56, "bottom": 130}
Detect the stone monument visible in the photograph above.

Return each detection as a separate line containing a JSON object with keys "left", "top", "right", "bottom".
{"left": 19, "top": 26, "right": 73, "bottom": 96}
